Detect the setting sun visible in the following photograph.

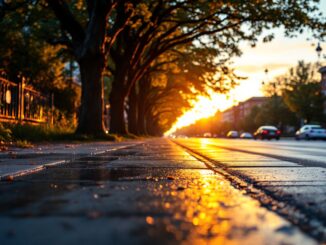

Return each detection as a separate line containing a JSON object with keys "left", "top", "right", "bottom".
{"left": 164, "top": 89, "right": 234, "bottom": 136}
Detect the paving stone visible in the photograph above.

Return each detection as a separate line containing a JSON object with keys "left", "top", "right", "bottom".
{"left": 216, "top": 161, "right": 299, "bottom": 167}
{"left": 0, "top": 142, "right": 138, "bottom": 179}
{"left": 230, "top": 167, "right": 326, "bottom": 182}
{"left": 107, "top": 159, "right": 206, "bottom": 169}
{"left": 0, "top": 168, "right": 315, "bottom": 245}
{"left": 0, "top": 139, "right": 317, "bottom": 244}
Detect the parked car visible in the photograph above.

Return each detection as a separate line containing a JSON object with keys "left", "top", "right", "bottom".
{"left": 295, "top": 125, "right": 326, "bottom": 140}
{"left": 254, "top": 126, "right": 281, "bottom": 140}
{"left": 203, "top": 132, "right": 212, "bottom": 138}
{"left": 226, "top": 131, "right": 239, "bottom": 138}
{"left": 240, "top": 132, "right": 253, "bottom": 139}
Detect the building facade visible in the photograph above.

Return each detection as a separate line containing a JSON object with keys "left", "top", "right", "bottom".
{"left": 319, "top": 66, "right": 326, "bottom": 95}
{"left": 222, "top": 96, "right": 267, "bottom": 124}
{"left": 319, "top": 66, "right": 326, "bottom": 113}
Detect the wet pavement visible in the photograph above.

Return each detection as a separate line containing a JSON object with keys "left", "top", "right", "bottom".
{"left": 174, "top": 138, "right": 326, "bottom": 243}
{"left": 0, "top": 138, "right": 324, "bottom": 244}
{"left": 0, "top": 141, "right": 139, "bottom": 180}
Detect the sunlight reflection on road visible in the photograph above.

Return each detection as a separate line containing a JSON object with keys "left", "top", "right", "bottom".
{"left": 147, "top": 167, "right": 312, "bottom": 244}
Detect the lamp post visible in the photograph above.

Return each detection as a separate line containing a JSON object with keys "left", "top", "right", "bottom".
{"left": 315, "top": 42, "right": 325, "bottom": 66}
{"left": 316, "top": 42, "right": 322, "bottom": 59}
{"left": 262, "top": 68, "right": 281, "bottom": 127}
{"left": 262, "top": 68, "right": 278, "bottom": 96}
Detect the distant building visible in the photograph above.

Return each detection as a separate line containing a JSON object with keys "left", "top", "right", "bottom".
{"left": 318, "top": 66, "right": 326, "bottom": 113}
{"left": 221, "top": 107, "right": 235, "bottom": 123}
{"left": 319, "top": 66, "right": 326, "bottom": 95}
{"left": 237, "top": 97, "right": 268, "bottom": 119}
{"left": 222, "top": 96, "right": 267, "bottom": 125}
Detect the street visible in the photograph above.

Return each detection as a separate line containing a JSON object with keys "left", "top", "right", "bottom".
{"left": 0, "top": 138, "right": 325, "bottom": 244}
{"left": 180, "top": 138, "right": 326, "bottom": 165}
{"left": 174, "top": 138, "right": 326, "bottom": 242}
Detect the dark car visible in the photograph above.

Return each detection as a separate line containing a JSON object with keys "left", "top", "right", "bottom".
{"left": 254, "top": 126, "right": 281, "bottom": 140}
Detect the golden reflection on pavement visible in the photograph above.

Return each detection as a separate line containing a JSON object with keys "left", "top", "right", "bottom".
{"left": 198, "top": 138, "right": 212, "bottom": 148}
{"left": 149, "top": 169, "right": 313, "bottom": 244}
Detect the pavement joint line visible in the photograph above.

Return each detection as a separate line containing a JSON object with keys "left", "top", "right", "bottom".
{"left": 226, "top": 166, "right": 302, "bottom": 168}
{"left": 0, "top": 142, "right": 143, "bottom": 182}
{"left": 258, "top": 185, "right": 326, "bottom": 187}
{"left": 91, "top": 144, "right": 141, "bottom": 155}
{"left": 0, "top": 165, "right": 46, "bottom": 181}
{"left": 46, "top": 166, "right": 209, "bottom": 170}
{"left": 255, "top": 180, "right": 326, "bottom": 182}
{"left": 171, "top": 139, "right": 326, "bottom": 243}
{"left": 203, "top": 143, "right": 326, "bottom": 168}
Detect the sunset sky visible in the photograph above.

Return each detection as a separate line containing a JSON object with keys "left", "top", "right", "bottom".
{"left": 166, "top": 1, "right": 326, "bottom": 134}
{"left": 229, "top": 0, "right": 326, "bottom": 105}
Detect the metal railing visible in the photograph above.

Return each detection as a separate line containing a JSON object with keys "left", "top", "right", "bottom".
{"left": 0, "top": 77, "right": 19, "bottom": 120}
{"left": 0, "top": 75, "right": 51, "bottom": 123}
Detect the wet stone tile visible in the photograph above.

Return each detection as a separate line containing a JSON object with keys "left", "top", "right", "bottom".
{"left": 230, "top": 167, "right": 326, "bottom": 182}
{"left": 215, "top": 161, "right": 300, "bottom": 168}
{"left": 0, "top": 139, "right": 320, "bottom": 244}
{"left": 0, "top": 169, "right": 315, "bottom": 245}
{"left": 0, "top": 165, "right": 43, "bottom": 177}
{"left": 255, "top": 181, "right": 326, "bottom": 187}
{"left": 107, "top": 159, "right": 206, "bottom": 169}
{"left": 261, "top": 185, "right": 326, "bottom": 224}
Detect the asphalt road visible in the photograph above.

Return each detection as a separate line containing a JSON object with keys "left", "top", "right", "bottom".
{"left": 0, "top": 138, "right": 325, "bottom": 244}
{"left": 174, "top": 137, "right": 326, "bottom": 242}
{"left": 190, "top": 138, "right": 326, "bottom": 165}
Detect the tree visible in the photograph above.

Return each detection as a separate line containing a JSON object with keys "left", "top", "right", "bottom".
{"left": 245, "top": 61, "right": 325, "bottom": 132}
{"left": 0, "top": 3, "right": 65, "bottom": 87}
{"left": 41, "top": 0, "right": 144, "bottom": 136}
{"left": 282, "top": 62, "right": 325, "bottom": 123}
{"left": 0, "top": 1, "right": 80, "bottom": 117}
{"left": 2, "top": 0, "right": 326, "bottom": 136}
{"left": 126, "top": 43, "right": 237, "bottom": 135}
{"left": 108, "top": 0, "right": 326, "bottom": 134}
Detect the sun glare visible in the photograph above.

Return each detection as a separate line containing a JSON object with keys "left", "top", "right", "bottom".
{"left": 164, "top": 89, "right": 234, "bottom": 136}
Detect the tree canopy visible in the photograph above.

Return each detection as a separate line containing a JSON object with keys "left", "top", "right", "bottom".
{"left": 0, "top": 0, "right": 325, "bottom": 136}
{"left": 281, "top": 61, "right": 325, "bottom": 123}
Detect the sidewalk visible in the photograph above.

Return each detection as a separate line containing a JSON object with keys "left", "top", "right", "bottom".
{"left": 0, "top": 141, "right": 141, "bottom": 180}
{"left": 0, "top": 138, "right": 317, "bottom": 244}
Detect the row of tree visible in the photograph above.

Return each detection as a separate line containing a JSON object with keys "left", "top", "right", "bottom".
{"left": 0, "top": 0, "right": 325, "bottom": 136}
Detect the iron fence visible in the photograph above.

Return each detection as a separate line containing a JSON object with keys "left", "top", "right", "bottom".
{"left": 0, "top": 77, "right": 19, "bottom": 120}
{"left": 0, "top": 76, "right": 52, "bottom": 123}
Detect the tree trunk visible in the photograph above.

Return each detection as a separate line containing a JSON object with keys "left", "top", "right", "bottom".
{"left": 145, "top": 109, "right": 155, "bottom": 136}
{"left": 137, "top": 77, "right": 150, "bottom": 135}
{"left": 109, "top": 83, "right": 127, "bottom": 135}
{"left": 108, "top": 48, "right": 131, "bottom": 135}
{"left": 76, "top": 55, "right": 105, "bottom": 136}
{"left": 127, "top": 83, "right": 138, "bottom": 134}
{"left": 137, "top": 97, "right": 146, "bottom": 135}
{"left": 47, "top": 0, "right": 115, "bottom": 137}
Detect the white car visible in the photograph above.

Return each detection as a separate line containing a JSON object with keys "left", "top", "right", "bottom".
{"left": 240, "top": 132, "right": 253, "bottom": 139}
{"left": 226, "top": 131, "right": 239, "bottom": 138}
{"left": 295, "top": 125, "right": 326, "bottom": 140}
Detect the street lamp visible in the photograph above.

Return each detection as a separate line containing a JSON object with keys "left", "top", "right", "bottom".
{"left": 316, "top": 42, "right": 322, "bottom": 59}
{"left": 261, "top": 68, "right": 271, "bottom": 94}
{"left": 261, "top": 68, "right": 269, "bottom": 86}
